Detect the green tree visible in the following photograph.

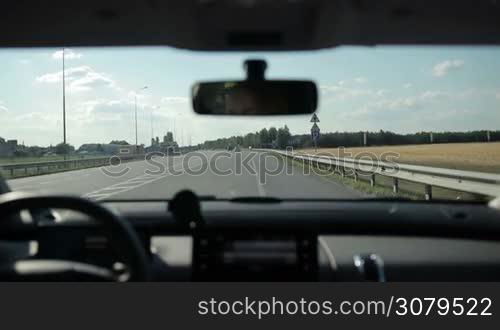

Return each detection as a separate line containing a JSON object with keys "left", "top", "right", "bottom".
{"left": 268, "top": 127, "right": 278, "bottom": 142}
{"left": 55, "top": 143, "right": 74, "bottom": 155}
{"left": 276, "top": 125, "right": 292, "bottom": 148}
{"left": 259, "top": 128, "right": 269, "bottom": 144}
{"left": 109, "top": 140, "right": 129, "bottom": 145}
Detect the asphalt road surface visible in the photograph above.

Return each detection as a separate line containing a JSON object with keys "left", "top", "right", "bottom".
{"left": 7, "top": 150, "right": 362, "bottom": 200}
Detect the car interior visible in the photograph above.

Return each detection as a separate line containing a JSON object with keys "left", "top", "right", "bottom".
{"left": 1, "top": 0, "right": 500, "bottom": 282}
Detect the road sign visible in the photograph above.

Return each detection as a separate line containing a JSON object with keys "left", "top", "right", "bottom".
{"left": 311, "top": 123, "right": 320, "bottom": 140}
{"left": 310, "top": 113, "right": 320, "bottom": 123}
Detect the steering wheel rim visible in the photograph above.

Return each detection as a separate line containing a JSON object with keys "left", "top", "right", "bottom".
{"left": 0, "top": 192, "right": 150, "bottom": 281}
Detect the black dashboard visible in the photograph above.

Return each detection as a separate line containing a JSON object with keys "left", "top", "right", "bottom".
{"left": 17, "top": 199, "right": 500, "bottom": 281}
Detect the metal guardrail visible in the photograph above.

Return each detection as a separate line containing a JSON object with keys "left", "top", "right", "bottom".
{"left": 268, "top": 149, "right": 500, "bottom": 199}
{"left": 0, "top": 154, "right": 145, "bottom": 179}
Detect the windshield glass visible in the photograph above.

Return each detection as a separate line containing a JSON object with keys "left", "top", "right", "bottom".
{"left": 1, "top": 46, "right": 499, "bottom": 201}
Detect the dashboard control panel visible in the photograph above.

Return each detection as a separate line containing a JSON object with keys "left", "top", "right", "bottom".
{"left": 192, "top": 233, "right": 318, "bottom": 281}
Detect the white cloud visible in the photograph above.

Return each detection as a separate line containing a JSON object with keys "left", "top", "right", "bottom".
{"left": 127, "top": 89, "right": 150, "bottom": 100}
{"left": 18, "top": 59, "right": 31, "bottom": 65}
{"left": 161, "top": 96, "right": 189, "bottom": 104}
{"left": 432, "top": 59, "right": 464, "bottom": 77}
{"left": 320, "top": 82, "right": 386, "bottom": 101}
{"left": 320, "top": 77, "right": 384, "bottom": 100}
{"left": 13, "top": 111, "right": 57, "bottom": 122}
{"left": 52, "top": 49, "right": 83, "bottom": 60}
{"left": 36, "top": 66, "right": 118, "bottom": 92}
{"left": 341, "top": 90, "right": 452, "bottom": 122}
{"left": 420, "top": 90, "right": 449, "bottom": 100}
{"left": 0, "top": 100, "right": 7, "bottom": 112}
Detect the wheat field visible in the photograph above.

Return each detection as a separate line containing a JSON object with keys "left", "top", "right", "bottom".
{"left": 300, "top": 142, "right": 500, "bottom": 173}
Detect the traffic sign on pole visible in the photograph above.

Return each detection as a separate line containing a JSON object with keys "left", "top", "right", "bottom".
{"left": 311, "top": 123, "right": 320, "bottom": 138}
{"left": 310, "top": 113, "right": 320, "bottom": 123}
{"left": 311, "top": 123, "right": 320, "bottom": 151}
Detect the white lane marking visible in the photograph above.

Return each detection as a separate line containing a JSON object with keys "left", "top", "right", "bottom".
{"left": 83, "top": 155, "right": 201, "bottom": 200}
{"left": 252, "top": 155, "right": 266, "bottom": 197}
{"left": 84, "top": 174, "right": 164, "bottom": 200}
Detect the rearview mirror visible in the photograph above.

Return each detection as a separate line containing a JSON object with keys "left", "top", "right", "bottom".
{"left": 192, "top": 81, "right": 317, "bottom": 115}
{"left": 191, "top": 59, "right": 318, "bottom": 115}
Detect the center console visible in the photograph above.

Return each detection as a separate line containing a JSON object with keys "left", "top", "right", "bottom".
{"left": 192, "top": 233, "right": 318, "bottom": 281}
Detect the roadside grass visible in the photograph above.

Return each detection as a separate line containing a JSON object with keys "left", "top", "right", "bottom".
{"left": 299, "top": 142, "right": 500, "bottom": 174}
{"left": 284, "top": 155, "right": 488, "bottom": 202}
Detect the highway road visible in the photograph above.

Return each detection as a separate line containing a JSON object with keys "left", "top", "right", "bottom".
{"left": 6, "top": 150, "right": 362, "bottom": 200}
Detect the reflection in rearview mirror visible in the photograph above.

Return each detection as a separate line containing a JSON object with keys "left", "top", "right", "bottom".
{"left": 192, "top": 81, "right": 317, "bottom": 115}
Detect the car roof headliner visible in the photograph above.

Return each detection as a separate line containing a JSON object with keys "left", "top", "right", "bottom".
{"left": 2, "top": 0, "right": 500, "bottom": 50}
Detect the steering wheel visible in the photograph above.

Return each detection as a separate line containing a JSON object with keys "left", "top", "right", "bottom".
{"left": 0, "top": 192, "right": 150, "bottom": 281}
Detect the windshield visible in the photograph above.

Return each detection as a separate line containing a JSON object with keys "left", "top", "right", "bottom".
{"left": 1, "top": 46, "right": 499, "bottom": 201}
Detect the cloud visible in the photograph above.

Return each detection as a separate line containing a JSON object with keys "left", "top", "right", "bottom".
{"left": 36, "top": 66, "right": 118, "bottom": 92}
{"left": 403, "top": 83, "right": 412, "bottom": 89}
{"left": 354, "top": 77, "right": 367, "bottom": 84}
{"left": 127, "top": 89, "right": 150, "bottom": 99}
{"left": 420, "top": 90, "right": 449, "bottom": 100}
{"left": 161, "top": 96, "right": 189, "bottom": 104}
{"left": 432, "top": 59, "right": 464, "bottom": 77}
{"left": 11, "top": 112, "right": 60, "bottom": 131}
{"left": 18, "top": 59, "right": 31, "bottom": 65}
{"left": 320, "top": 83, "right": 384, "bottom": 101}
{"left": 82, "top": 99, "right": 131, "bottom": 114}
{"left": 52, "top": 49, "right": 83, "bottom": 60}
{"left": 341, "top": 90, "right": 451, "bottom": 122}
{"left": 0, "top": 101, "right": 7, "bottom": 112}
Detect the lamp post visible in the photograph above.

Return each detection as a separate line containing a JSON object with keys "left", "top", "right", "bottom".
{"left": 134, "top": 86, "right": 148, "bottom": 150}
{"left": 151, "top": 106, "right": 160, "bottom": 144}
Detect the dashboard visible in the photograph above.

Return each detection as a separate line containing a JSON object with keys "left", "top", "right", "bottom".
{"left": 15, "top": 199, "right": 500, "bottom": 281}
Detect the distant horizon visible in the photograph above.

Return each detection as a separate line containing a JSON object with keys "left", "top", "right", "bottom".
{"left": 2, "top": 128, "right": 498, "bottom": 150}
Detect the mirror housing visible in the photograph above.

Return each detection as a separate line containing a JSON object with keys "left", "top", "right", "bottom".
{"left": 191, "top": 59, "right": 318, "bottom": 115}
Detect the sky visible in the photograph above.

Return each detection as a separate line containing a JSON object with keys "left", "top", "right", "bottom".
{"left": 0, "top": 46, "right": 499, "bottom": 148}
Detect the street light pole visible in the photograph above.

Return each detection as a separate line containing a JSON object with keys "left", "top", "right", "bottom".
{"left": 134, "top": 94, "right": 138, "bottom": 146}
{"left": 134, "top": 86, "right": 148, "bottom": 150}
{"left": 151, "top": 106, "right": 159, "bottom": 144}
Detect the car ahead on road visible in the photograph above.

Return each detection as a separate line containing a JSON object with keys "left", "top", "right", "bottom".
{"left": 0, "top": 0, "right": 500, "bottom": 281}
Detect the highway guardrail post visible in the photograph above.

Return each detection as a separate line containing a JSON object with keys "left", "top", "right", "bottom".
{"left": 393, "top": 178, "right": 399, "bottom": 194}
{"left": 424, "top": 184, "right": 432, "bottom": 200}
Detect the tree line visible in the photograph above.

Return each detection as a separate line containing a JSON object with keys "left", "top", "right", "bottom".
{"left": 199, "top": 128, "right": 500, "bottom": 150}
{"left": 201, "top": 126, "right": 292, "bottom": 149}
